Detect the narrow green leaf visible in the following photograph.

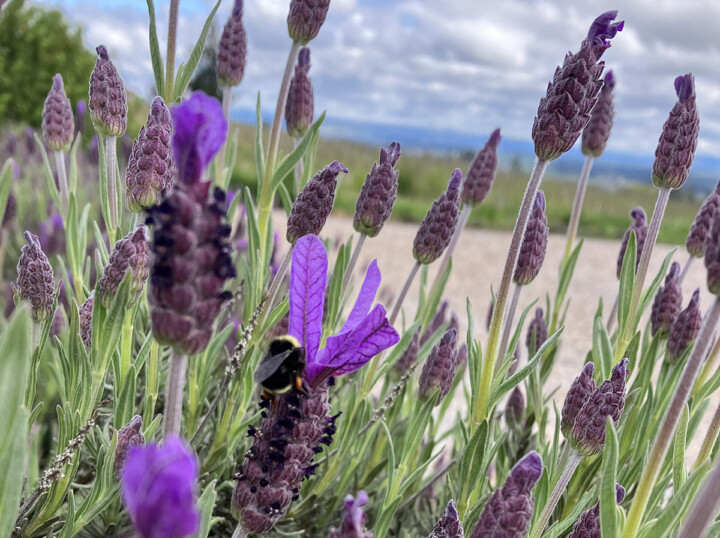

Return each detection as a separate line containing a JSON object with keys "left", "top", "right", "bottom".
{"left": 277, "top": 183, "right": 293, "bottom": 215}
{"left": 0, "top": 158, "right": 14, "bottom": 226}
{"left": 617, "top": 231, "right": 637, "bottom": 331}
{"left": 638, "top": 249, "right": 676, "bottom": 318}
{"left": 673, "top": 403, "right": 689, "bottom": 490}
{"left": 197, "top": 480, "right": 218, "bottom": 538}
{"left": 254, "top": 92, "right": 265, "bottom": 184}
{"left": 420, "top": 258, "right": 452, "bottom": 329}
{"left": 145, "top": 0, "right": 165, "bottom": 96}
{"left": 593, "top": 315, "right": 614, "bottom": 382}
{"left": 600, "top": 418, "right": 619, "bottom": 538}
{"left": 173, "top": 0, "right": 222, "bottom": 101}
{"left": 458, "top": 420, "right": 488, "bottom": 518}
{"left": 271, "top": 112, "right": 326, "bottom": 192}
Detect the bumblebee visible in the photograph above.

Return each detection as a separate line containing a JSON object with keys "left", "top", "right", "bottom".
{"left": 254, "top": 335, "right": 306, "bottom": 399}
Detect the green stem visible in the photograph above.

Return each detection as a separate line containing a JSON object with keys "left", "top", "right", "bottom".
{"left": 473, "top": 158, "right": 549, "bottom": 424}
{"left": 54, "top": 150, "right": 69, "bottom": 213}
{"left": 143, "top": 341, "right": 160, "bottom": 426}
{"left": 606, "top": 294, "right": 618, "bottom": 332}
{"left": 163, "top": 350, "right": 188, "bottom": 438}
{"left": 105, "top": 136, "right": 118, "bottom": 241}
{"left": 563, "top": 155, "right": 594, "bottom": 263}
{"left": 692, "top": 332, "right": 720, "bottom": 398}
{"left": 216, "top": 86, "right": 233, "bottom": 187}
{"left": 679, "top": 253, "right": 694, "bottom": 285}
{"left": 120, "top": 313, "right": 133, "bottom": 381}
{"left": 529, "top": 452, "right": 582, "bottom": 538}
{"left": 292, "top": 136, "right": 303, "bottom": 197}
{"left": 340, "top": 233, "right": 366, "bottom": 299}
{"left": 498, "top": 283, "right": 522, "bottom": 372}
{"left": 679, "top": 455, "right": 720, "bottom": 538}
{"left": 615, "top": 186, "right": 671, "bottom": 362}
{"left": 232, "top": 524, "right": 248, "bottom": 538}
{"left": 693, "top": 399, "right": 720, "bottom": 471}
{"left": 389, "top": 260, "right": 421, "bottom": 326}
{"left": 623, "top": 297, "right": 720, "bottom": 537}
{"left": 164, "top": 0, "right": 179, "bottom": 102}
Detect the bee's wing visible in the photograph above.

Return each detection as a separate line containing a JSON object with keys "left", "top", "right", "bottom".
{"left": 254, "top": 349, "right": 294, "bottom": 383}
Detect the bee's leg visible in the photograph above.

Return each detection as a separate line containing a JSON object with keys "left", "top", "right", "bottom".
{"left": 295, "top": 377, "right": 309, "bottom": 396}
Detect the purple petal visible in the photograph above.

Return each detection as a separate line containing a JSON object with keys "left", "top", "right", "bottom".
{"left": 341, "top": 259, "right": 381, "bottom": 333}
{"left": 171, "top": 92, "right": 228, "bottom": 185}
{"left": 307, "top": 304, "right": 399, "bottom": 383}
{"left": 289, "top": 234, "right": 327, "bottom": 363}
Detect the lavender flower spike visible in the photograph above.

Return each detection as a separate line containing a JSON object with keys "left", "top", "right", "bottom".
{"left": 561, "top": 362, "right": 596, "bottom": 438}
{"left": 286, "top": 161, "right": 348, "bottom": 243}
{"left": 616, "top": 207, "right": 648, "bottom": 278}
{"left": 42, "top": 74, "right": 74, "bottom": 152}
{"left": 125, "top": 97, "right": 174, "bottom": 212}
{"left": 650, "top": 261, "right": 682, "bottom": 337}
{"left": 79, "top": 292, "right": 94, "bottom": 349}
{"left": 232, "top": 235, "right": 398, "bottom": 532}
{"left": 287, "top": 0, "right": 331, "bottom": 45}
{"left": 532, "top": 11, "right": 623, "bottom": 161}
{"left": 393, "top": 326, "right": 420, "bottom": 376}
{"left": 526, "top": 307, "right": 547, "bottom": 355}
{"left": 413, "top": 169, "right": 462, "bottom": 264}
{"left": 506, "top": 387, "right": 525, "bottom": 427}
{"left": 89, "top": 45, "right": 127, "bottom": 138}
{"left": 428, "top": 500, "right": 464, "bottom": 538}
{"left": 354, "top": 142, "right": 401, "bottom": 237}
{"left": 217, "top": 0, "right": 247, "bottom": 88}
{"left": 329, "top": 491, "right": 373, "bottom": 538}
{"left": 706, "top": 205, "right": 720, "bottom": 295}
{"left": 582, "top": 71, "right": 616, "bottom": 158}
{"left": 17, "top": 231, "right": 55, "bottom": 322}
{"left": 97, "top": 227, "right": 149, "bottom": 308}
{"left": 461, "top": 129, "right": 501, "bottom": 206}
{"left": 419, "top": 328, "right": 458, "bottom": 405}
{"left": 666, "top": 289, "right": 702, "bottom": 362}
{"left": 121, "top": 437, "right": 200, "bottom": 538}
{"left": 568, "top": 484, "right": 625, "bottom": 538}
{"left": 652, "top": 74, "right": 700, "bottom": 190}
{"left": 571, "top": 359, "right": 629, "bottom": 456}
{"left": 471, "top": 451, "right": 543, "bottom": 538}
{"left": 514, "top": 191, "right": 548, "bottom": 285}
{"left": 285, "top": 47, "right": 314, "bottom": 138}
{"left": 687, "top": 182, "right": 720, "bottom": 258}
{"left": 114, "top": 415, "right": 144, "bottom": 477}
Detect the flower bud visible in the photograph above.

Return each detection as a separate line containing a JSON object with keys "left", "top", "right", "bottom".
{"left": 413, "top": 169, "right": 462, "bottom": 265}
{"left": 532, "top": 12, "right": 623, "bottom": 161}
{"left": 217, "top": 0, "right": 247, "bottom": 87}
{"left": 652, "top": 74, "right": 699, "bottom": 190}
{"left": 471, "top": 451, "right": 543, "bottom": 538}
{"left": 287, "top": 0, "right": 330, "bottom": 45}
{"left": 17, "top": 231, "right": 55, "bottom": 321}
{"left": 286, "top": 161, "right": 347, "bottom": 243}
{"left": 616, "top": 207, "right": 647, "bottom": 278}
{"left": 581, "top": 71, "right": 615, "bottom": 158}
{"left": 285, "top": 47, "right": 314, "bottom": 138}
{"left": 666, "top": 289, "right": 702, "bottom": 362}
{"left": 650, "top": 262, "right": 682, "bottom": 337}
{"left": 571, "top": 359, "right": 629, "bottom": 456}
{"left": 89, "top": 45, "right": 127, "bottom": 138}
{"left": 514, "top": 191, "right": 548, "bottom": 285}
{"left": 125, "top": 97, "right": 174, "bottom": 212}
{"left": 461, "top": 129, "right": 501, "bottom": 206}
{"left": 526, "top": 308, "right": 547, "bottom": 355}
{"left": 705, "top": 205, "right": 720, "bottom": 295}
{"left": 42, "top": 74, "right": 74, "bottom": 152}
{"left": 329, "top": 491, "right": 373, "bottom": 538}
{"left": 393, "top": 327, "right": 419, "bottom": 376}
{"left": 419, "top": 328, "right": 458, "bottom": 405}
{"left": 79, "top": 292, "right": 94, "bottom": 349}
{"left": 506, "top": 386, "right": 525, "bottom": 427}
{"left": 353, "top": 142, "right": 401, "bottom": 238}
{"left": 561, "top": 362, "right": 596, "bottom": 438}
{"left": 428, "top": 500, "right": 464, "bottom": 538}
{"left": 687, "top": 184, "right": 720, "bottom": 258}
{"left": 115, "top": 415, "right": 145, "bottom": 477}
{"left": 97, "top": 227, "right": 149, "bottom": 308}
{"left": 568, "top": 484, "right": 625, "bottom": 538}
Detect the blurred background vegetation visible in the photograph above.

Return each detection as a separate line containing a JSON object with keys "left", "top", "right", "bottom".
{"left": 0, "top": 0, "right": 703, "bottom": 249}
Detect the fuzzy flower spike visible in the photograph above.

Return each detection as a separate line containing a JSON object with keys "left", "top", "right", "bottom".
{"left": 232, "top": 234, "right": 399, "bottom": 533}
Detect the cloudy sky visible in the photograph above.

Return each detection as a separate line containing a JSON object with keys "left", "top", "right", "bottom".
{"left": 38, "top": 0, "right": 720, "bottom": 161}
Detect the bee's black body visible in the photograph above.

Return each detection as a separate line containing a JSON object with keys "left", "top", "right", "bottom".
{"left": 254, "top": 335, "right": 306, "bottom": 395}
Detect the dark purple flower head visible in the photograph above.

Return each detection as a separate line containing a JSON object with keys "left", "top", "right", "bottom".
{"left": 652, "top": 74, "right": 699, "bottom": 190}
{"left": 285, "top": 47, "right": 314, "bottom": 138}
{"left": 526, "top": 307, "right": 547, "bottom": 355}
{"left": 217, "top": 0, "right": 247, "bottom": 87}
{"left": 171, "top": 92, "right": 228, "bottom": 185}
{"left": 98, "top": 226, "right": 149, "bottom": 308}
{"left": 666, "top": 289, "right": 702, "bottom": 362}
{"left": 115, "top": 415, "right": 145, "bottom": 477}
{"left": 471, "top": 451, "right": 543, "bottom": 538}
{"left": 329, "top": 491, "right": 373, "bottom": 538}
{"left": 428, "top": 500, "right": 464, "bottom": 538}
{"left": 287, "top": 0, "right": 331, "bottom": 45}
{"left": 121, "top": 436, "right": 200, "bottom": 538}
{"left": 17, "top": 231, "right": 55, "bottom": 321}
{"left": 617, "top": 207, "right": 648, "bottom": 278}
{"left": 413, "top": 169, "right": 462, "bottom": 264}
{"left": 354, "top": 142, "right": 401, "bottom": 238}
{"left": 651, "top": 261, "right": 682, "bottom": 337}
{"left": 706, "top": 205, "right": 720, "bottom": 295}
{"left": 393, "top": 326, "right": 420, "bottom": 376}
{"left": 506, "top": 386, "right": 525, "bottom": 427}
{"left": 582, "top": 71, "right": 616, "bottom": 158}
{"left": 571, "top": 359, "right": 629, "bottom": 456}
{"left": 419, "top": 328, "right": 458, "bottom": 405}
{"left": 561, "top": 362, "right": 596, "bottom": 438}
{"left": 89, "top": 45, "right": 127, "bottom": 137}
{"left": 461, "top": 129, "right": 501, "bottom": 206}
{"left": 514, "top": 191, "right": 548, "bottom": 285}
{"left": 79, "top": 292, "right": 94, "bottom": 349}
{"left": 568, "top": 484, "right": 625, "bottom": 538}
{"left": 532, "top": 12, "right": 622, "bottom": 161}
{"left": 286, "top": 161, "right": 347, "bottom": 243}
{"left": 42, "top": 74, "right": 74, "bottom": 151}
{"left": 687, "top": 183, "right": 720, "bottom": 258}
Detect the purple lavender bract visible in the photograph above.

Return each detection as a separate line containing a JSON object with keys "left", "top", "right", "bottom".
{"left": 287, "top": 0, "right": 331, "bottom": 45}
{"left": 514, "top": 191, "right": 548, "bottom": 285}
{"left": 285, "top": 47, "right": 314, "bottom": 138}
{"left": 121, "top": 437, "right": 200, "bottom": 538}
{"left": 652, "top": 74, "right": 699, "bottom": 190}
{"left": 354, "top": 142, "right": 401, "bottom": 238}
{"left": 97, "top": 227, "right": 149, "bottom": 308}
{"left": 687, "top": 183, "right": 720, "bottom": 258}
{"left": 413, "top": 169, "right": 462, "bottom": 264}
{"left": 461, "top": 129, "right": 501, "bottom": 206}
{"left": 89, "top": 45, "right": 127, "bottom": 138}
{"left": 42, "top": 74, "right": 74, "bottom": 152}
{"left": 561, "top": 362, "right": 596, "bottom": 438}
{"left": 650, "top": 261, "right": 682, "bottom": 337}
{"left": 17, "top": 231, "right": 55, "bottom": 322}
{"left": 217, "top": 0, "right": 247, "bottom": 87}
{"left": 115, "top": 415, "right": 144, "bottom": 477}
{"left": 616, "top": 207, "right": 647, "bottom": 278}
{"left": 470, "top": 451, "right": 543, "bottom": 538}
{"left": 329, "top": 491, "right": 373, "bottom": 538}
{"left": 419, "top": 328, "right": 458, "bottom": 405}
{"left": 581, "top": 71, "right": 615, "bottom": 158}
{"left": 428, "top": 500, "right": 464, "bottom": 538}
{"left": 666, "top": 289, "right": 702, "bottom": 362}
